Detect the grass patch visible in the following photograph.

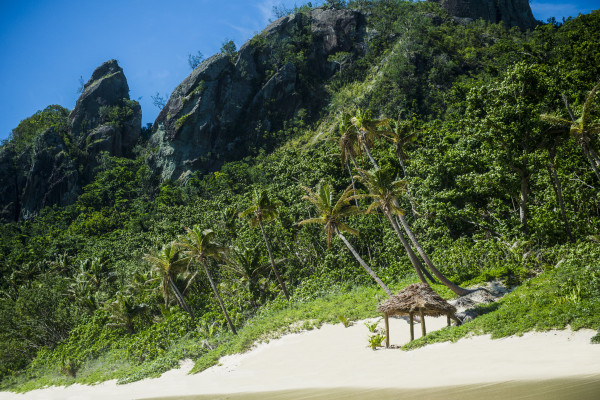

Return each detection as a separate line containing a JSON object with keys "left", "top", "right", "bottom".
{"left": 403, "top": 264, "right": 600, "bottom": 350}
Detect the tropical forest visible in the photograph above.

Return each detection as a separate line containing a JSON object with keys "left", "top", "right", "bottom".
{"left": 1, "top": 0, "right": 600, "bottom": 392}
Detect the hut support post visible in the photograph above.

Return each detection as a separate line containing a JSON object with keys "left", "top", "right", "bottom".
{"left": 384, "top": 314, "right": 390, "bottom": 348}
{"left": 409, "top": 312, "right": 414, "bottom": 341}
{"left": 447, "top": 314, "right": 451, "bottom": 327}
{"left": 420, "top": 310, "right": 426, "bottom": 337}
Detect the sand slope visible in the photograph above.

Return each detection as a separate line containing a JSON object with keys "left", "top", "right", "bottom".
{"left": 2, "top": 316, "right": 599, "bottom": 400}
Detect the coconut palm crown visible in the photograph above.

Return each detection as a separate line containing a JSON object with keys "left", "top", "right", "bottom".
{"left": 177, "top": 226, "right": 236, "bottom": 334}
{"left": 299, "top": 181, "right": 391, "bottom": 295}
{"left": 298, "top": 182, "right": 363, "bottom": 247}
{"left": 239, "top": 189, "right": 289, "bottom": 300}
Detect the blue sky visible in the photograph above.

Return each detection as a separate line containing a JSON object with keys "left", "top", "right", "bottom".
{"left": 0, "top": 0, "right": 597, "bottom": 142}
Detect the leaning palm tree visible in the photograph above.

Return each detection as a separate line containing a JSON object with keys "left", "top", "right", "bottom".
{"left": 178, "top": 226, "right": 237, "bottom": 334}
{"left": 350, "top": 109, "right": 383, "bottom": 169}
{"left": 380, "top": 118, "right": 417, "bottom": 178}
{"left": 105, "top": 292, "right": 148, "bottom": 334}
{"left": 337, "top": 113, "right": 362, "bottom": 206}
{"left": 354, "top": 167, "right": 427, "bottom": 284}
{"left": 299, "top": 182, "right": 392, "bottom": 296}
{"left": 239, "top": 189, "right": 289, "bottom": 301}
{"left": 541, "top": 81, "right": 600, "bottom": 181}
{"left": 143, "top": 243, "right": 195, "bottom": 318}
{"left": 352, "top": 118, "right": 437, "bottom": 285}
{"left": 357, "top": 168, "right": 471, "bottom": 296}
{"left": 225, "top": 245, "right": 283, "bottom": 306}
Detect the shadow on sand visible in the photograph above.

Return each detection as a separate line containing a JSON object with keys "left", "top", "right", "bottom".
{"left": 145, "top": 375, "right": 600, "bottom": 400}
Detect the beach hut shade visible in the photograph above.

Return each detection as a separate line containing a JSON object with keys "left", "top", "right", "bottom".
{"left": 377, "top": 283, "right": 458, "bottom": 347}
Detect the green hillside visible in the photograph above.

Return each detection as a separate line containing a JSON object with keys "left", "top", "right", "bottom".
{"left": 1, "top": 0, "right": 600, "bottom": 391}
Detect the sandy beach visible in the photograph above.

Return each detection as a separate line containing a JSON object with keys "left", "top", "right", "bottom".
{"left": 1, "top": 316, "right": 599, "bottom": 400}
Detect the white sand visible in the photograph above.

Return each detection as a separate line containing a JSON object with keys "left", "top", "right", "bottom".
{"left": 2, "top": 317, "right": 599, "bottom": 400}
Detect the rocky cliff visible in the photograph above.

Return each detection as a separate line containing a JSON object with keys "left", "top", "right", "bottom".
{"left": 0, "top": 60, "right": 141, "bottom": 221}
{"left": 429, "top": 0, "right": 538, "bottom": 30}
{"left": 149, "top": 8, "right": 367, "bottom": 181}
{"left": 70, "top": 59, "right": 141, "bottom": 158}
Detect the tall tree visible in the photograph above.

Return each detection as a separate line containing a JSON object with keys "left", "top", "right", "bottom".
{"left": 468, "top": 62, "right": 547, "bottom": 235}
{"left": 239, "top": 189, "right": 290, "bottom": 301}
{"left": 178, "top": 227, "right": 236, "bottom": 334}
{"left": 299, "top": 182, "right": 393, "bottom": 296}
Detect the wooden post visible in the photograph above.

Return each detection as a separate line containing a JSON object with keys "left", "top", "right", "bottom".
{"left": 409, "top": 312, "right": 414, "bottom": 341}
{"left": 420, "top": 309, "right": 426, "bottom": 337}
{"left": 447, "top": 314, "right": 451, "bottom": 327}
{"left": 384, "top": 314, "right": 390, "bottom": 348}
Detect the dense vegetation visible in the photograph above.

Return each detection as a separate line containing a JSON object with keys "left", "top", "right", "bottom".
{"left": 1, "top": 0, "right": 600, "bottom": 390}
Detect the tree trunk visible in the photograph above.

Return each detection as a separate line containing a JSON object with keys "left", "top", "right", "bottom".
{"left": 583, "top": 143, "right": 600, "bottom": 182}
{"left": 336, "top": 228, "right": 392, "bottom": 296}
{"left": 518, "top": 168, "right": 530, "bottom": 235}
{"left": 169, "top": 279, "right": 194, "bottom": 320}
{"left": 397, "top": 214, "right": 471, "bottom": 296}
{"left": 202, "top": 262, "right": 237, "bottom": 335}
{"left": 258, "top": 219, "right": 290, "bottom": 301}
{"left": 360, "top": 131, "right": 380, "bottom": 169}
{"left": 396, "top": 149, "right": 420, "bottom": 216}
{"left": 547, "top": 146, "right": 574, "bottom": 242}
{"left": 384, "top": 211, "right": 427, "bottom": 284}
{"left": 347, "top": 161, "right": 360, "bottom": 208}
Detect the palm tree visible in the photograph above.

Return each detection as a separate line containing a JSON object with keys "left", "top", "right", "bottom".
{"left": 357, "top": 167, "right": 471, "bottom": 296}
{"left": 105, "top": 292, "right": 148, "bottom": 334}
{"left": 380, "top": 118, "right": 417, "bottom": 178}
{"left": 299, "top": 182, "right": 392, "bottom": 296}
{"left": 225, "top": 245, "right": 281, "bottom": 306}
{"left": 239, "top": 189, "right": 290, "bottom": 301}
{"left": 380, "top": 117, "right": 420, "bottom": 215}
{"left": 349, "top": 109, "right": 382, "bottom": 169}
{"left": 351, "top": 117, "right": 439, "bottom": 286}
{"left": 541, "top": 81, "right": 600, "bottom": 181}
{"left": 143, "top": 243, "right": 195, "bottom": 319}
{"left": 337, "top": 113, "right": 362, "bottom": 206}
{"left": 178, "top": 226, "right": 236, "bottom": 334}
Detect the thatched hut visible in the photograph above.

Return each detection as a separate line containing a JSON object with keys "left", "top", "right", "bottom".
{"left": 377, "top": 283, "right": 458, "bottom": 347}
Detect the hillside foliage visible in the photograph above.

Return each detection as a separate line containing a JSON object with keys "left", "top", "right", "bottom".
{"left": 1, "top": 0, "right": 600, "bottom": 388}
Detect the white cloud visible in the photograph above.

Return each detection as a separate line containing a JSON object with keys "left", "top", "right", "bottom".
{"left": 256, "top": 0, "right": 279, "bottom": 25}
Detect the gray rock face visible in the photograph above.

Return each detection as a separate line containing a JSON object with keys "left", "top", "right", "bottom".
{"left": 0, "top": 146, "right": 29, "bottom": 222}
{"left": 429, "top": 0, "right": 538, "bottom": 30}
{"left": 149, "top": 8, "right": 367, "bottom": 181}
{"left": 19, "top": 128, "right": 79, "bottom": 220}
{"left": 69, "top": 59, "right": 141, "bottom": 157}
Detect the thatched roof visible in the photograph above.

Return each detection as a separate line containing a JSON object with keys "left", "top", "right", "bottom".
{"left": 377, "top": 283, "right": 457, "bottom": 317}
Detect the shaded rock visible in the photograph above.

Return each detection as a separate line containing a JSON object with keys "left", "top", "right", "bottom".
{"left": 149, "top": 8, "right": 367, "bottom": 181}
{"left": 20, "top": 128, "right": 79, "bottom": 220}
{"left": 0, "top": 146, "right": 29, "bottom": 222}
{"left": 428, "top": 0, "right": 538, "bottom": 30}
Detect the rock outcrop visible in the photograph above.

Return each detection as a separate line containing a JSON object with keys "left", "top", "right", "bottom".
{"left": 70, "top": 59, "right": 141, "bottom": 158}
{"left": 149, "top": 8, "right": 367, "bottom": 181}
{"left": 19, "top": 128, "right": 79, "bottom": 220}
{"left": 0, "top": 146, "right": 29, "bottom": 222}
{"left": 429, "top": 0, "right": 538, "bottom": 30}
{"left": 0, "top": 60, "right": 141, "bottom": 221}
